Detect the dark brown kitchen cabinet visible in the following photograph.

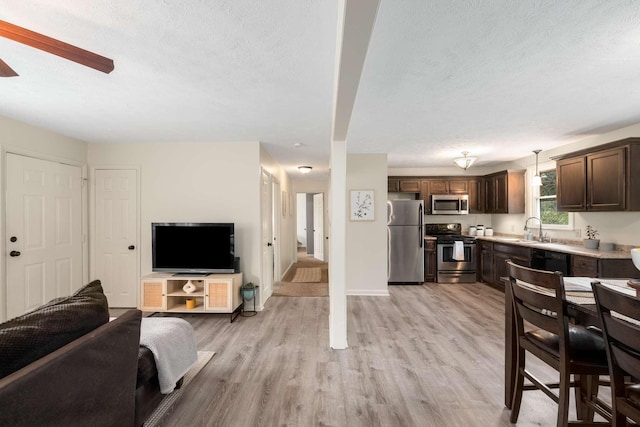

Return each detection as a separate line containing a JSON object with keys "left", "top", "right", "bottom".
{"left": 492, "top": 243, "right": 531, "bottom": 289}
{"left": 424, "top": 178, "right": 469, "bottom": 195}
{"left": 571, "top": 254, "right": 640, "bottom": 278}
{"left": 479, "top": 240, "right": 531, "bottom": 290}
{"left": 420, "top": 180, "right": 432, "bottom": 213}
{"left": 557, "top": 147, "right": 625, "bottom": 211}
{"left": 556, "top": 156, "right": 586, "bottom": 210}
{"left": 468, "top": 179, "right": 482, "bottom": 213}
{"left": 479, "top": 241, "right": 494, "bottom": 285}
{"left": 571, "top": 255, "right": 598, "bottom": 277}
{"left": 399, "top": 179, "right": 421, "bottom": 192}
{"left": 388, "top": 178, "right": 400, "bottom": 192}
{"left": 429, "top": 180, "right": 449, "bottom": 194}
{"left": 424, "top": 239, "right": 436, "bottom": 282}
{"left": 555, "top": 138, "right": 640, "bottom": 212}
{"left": 483, "top": 170, "right": 525, "bottom": 214}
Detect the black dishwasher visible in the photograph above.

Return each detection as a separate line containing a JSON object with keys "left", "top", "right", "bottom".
{"left": 531, "top": 249, "right": 570, "bottom": 276}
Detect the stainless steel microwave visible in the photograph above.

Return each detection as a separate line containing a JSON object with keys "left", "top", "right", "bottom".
{"left": 431, "top": 194, "right": 469, "bottom": 215}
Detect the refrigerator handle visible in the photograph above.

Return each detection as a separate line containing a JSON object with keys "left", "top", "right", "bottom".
{"left": 387, "top": 226, "right": 392, "bottom": 281}
{"left": 419, "top": 204, "right": 423, "bottom": 248}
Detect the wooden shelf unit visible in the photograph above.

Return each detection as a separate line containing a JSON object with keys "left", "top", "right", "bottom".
{"left": 140, "top": 272, "right": 243, "bottom": 321}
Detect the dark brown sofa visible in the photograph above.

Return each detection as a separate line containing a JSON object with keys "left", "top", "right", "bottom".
{"left": 0, "top": 281, "right": 177, "bottom": 427}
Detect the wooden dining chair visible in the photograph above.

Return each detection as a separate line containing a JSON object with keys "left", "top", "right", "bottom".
{"left": 592, "top": 282, "right": 640, "bottom": 426}
{"left": 507, "top": 260, "right": 611, "bottom": 426}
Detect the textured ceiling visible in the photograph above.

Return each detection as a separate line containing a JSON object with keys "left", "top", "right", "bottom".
{"left": 2, "top": 1, "right": 640, "bottom": 175}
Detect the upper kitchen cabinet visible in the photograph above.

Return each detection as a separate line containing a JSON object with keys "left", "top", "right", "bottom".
{"left": 388, "top": 178, "right": 400, "bottom": 192}
{"left": 388, "top": 176, "right": 483, "bottom": 214}
{"left": 483, "top": 170, "right": 525, "bottom": 214}
{"left": 555, "top": 138, "right": 640, "bottom": 212}
{"left": 388, "top": 177, "right": 421, "bottom": 193}
{"left": 421, "top": 178, "right": 477, "bottom": 214}
{"left": 467, "top": 178, "right": 482, "bottom": 213}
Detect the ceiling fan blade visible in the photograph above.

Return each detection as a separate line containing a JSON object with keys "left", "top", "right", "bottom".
{"left": 0, "top": 58, "right": 19, "bottom": 77}
{"left": 0, "top": 20, "right": 114, "bottom": 74}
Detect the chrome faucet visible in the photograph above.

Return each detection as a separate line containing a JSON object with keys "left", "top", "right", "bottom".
{"left": 524, "top": 216, "right": 543, "bottom": 241}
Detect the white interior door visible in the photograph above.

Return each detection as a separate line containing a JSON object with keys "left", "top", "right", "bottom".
{"left": 6, "top": 154, "right": 83, "bottom": 319}
{"left": 313, "top": 193, "right": 324, "bottom": 261}
{"left": 261, "top": 169, "right": 274, "bottom": 301}
{"left": 94, "top": 169, "right": 138, "bottom": 307}
{"left": 271, "top": 181, "right": 282, "bottom": 282}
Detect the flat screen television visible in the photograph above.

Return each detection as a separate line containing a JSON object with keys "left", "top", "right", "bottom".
{"left": 152, "top": 222, "right": 235, "bottom": 274}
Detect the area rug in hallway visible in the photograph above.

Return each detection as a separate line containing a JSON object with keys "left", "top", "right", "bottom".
{"left": 291, "top": 267, "right": 322, "bottom": 283}
{"left": 273, "top": 281, "right": 328, "bottom": 297}
{"left": 143, "top": 350, "right": 215, "bottom": 427}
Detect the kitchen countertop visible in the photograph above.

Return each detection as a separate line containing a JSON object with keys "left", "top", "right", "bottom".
{"left": 474, "top": 235, "right": 633, "bottom": 259}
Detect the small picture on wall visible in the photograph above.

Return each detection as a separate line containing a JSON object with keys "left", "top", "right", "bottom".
{"left": 350, "top": 190, "right": 374, "bottom": 221}
{"left": 282, "top": 190, "right": 287, "bottom": 217}
{"left": 289, "top": 192, "right": 294, "bottom": 216}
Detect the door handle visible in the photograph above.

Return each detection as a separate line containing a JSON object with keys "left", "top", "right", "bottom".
{"left": 128, "top": 245, "right": 135, "bottom": 250}
{"left": 267, "top": 242, "right": 273, "bottom": 247}
{"left": 10, "top": 250, "right": 20, "bottom": 257}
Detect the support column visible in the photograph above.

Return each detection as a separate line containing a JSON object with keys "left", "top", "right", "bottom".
{"left": 329, "top": 139, "right": 348, "bottom": 349}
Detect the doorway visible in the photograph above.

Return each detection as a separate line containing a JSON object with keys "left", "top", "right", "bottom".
{"left": 295, "top": 192, "right": 325, "bottom": 261}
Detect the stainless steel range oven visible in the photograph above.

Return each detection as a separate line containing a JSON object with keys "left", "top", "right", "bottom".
{"left": 425, "top": 223, "right": 477, "bottom": 283}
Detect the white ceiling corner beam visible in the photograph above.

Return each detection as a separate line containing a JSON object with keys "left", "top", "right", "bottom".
{"left": 331, "top": 0, "right": 381, "bottom": 141}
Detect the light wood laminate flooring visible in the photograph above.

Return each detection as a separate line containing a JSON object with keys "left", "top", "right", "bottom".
{"left": 156, "top": 282, "right": 602, "bottom": 426}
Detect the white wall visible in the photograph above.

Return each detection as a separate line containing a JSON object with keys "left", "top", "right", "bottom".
{"left": 87, "top": 141, "right": 264, "bottom": 296}
{"left": 0, "top": 115, "right": 88, "bottom": 321}
{"left": 346, "top": 153, "right": 388, "bottom": 295}
{"left": 0, "top": 115, "right": 87, "bottom": 164}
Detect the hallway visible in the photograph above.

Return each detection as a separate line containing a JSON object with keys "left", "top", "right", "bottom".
{"left": 272, "top": 248, "right": 328, "bottom": 297}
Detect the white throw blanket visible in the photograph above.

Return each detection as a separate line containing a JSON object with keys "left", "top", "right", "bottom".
{"left": 139, "top": 317, "right": 198, "bottom": 394}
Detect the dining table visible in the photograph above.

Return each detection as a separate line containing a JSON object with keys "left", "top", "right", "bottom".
{"left": 503, "top": 276, "right": 636, "bottom": 410}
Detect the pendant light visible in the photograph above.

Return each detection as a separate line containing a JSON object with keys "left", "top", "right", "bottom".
{"left": 531, "top": 149, "right": 542, "bottom": 187}
{"left": 453, "top": 151, "right": 477, "bottom": 170}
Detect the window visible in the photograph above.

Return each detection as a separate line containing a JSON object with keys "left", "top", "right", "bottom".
{"left": 534, "top": 168, "right": 571, "bottom": 228}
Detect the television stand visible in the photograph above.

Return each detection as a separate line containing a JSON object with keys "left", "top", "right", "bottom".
{"left": 139, "top": 272, "right": 243, "bottom": 322}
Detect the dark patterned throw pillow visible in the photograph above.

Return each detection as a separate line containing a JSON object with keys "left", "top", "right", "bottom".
{"left": 0, "top": 280, "right": 109, "bottom": 379}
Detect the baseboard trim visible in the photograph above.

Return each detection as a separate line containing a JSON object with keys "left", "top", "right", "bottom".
{"left": 346, "top": 290, "right": 390, "bottom": 296}
{"left": 281, "top": 260, "right": 296, "bottom": 281}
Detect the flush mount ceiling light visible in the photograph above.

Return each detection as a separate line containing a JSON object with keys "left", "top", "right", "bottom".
{"left": 531, "top": 149, "right": 542, "bottom": 187}
{"left": 453, "top": 151, "right": 477, "bottom": 170}
{"left": 298, "top": 166, "right": 312, "bottom": 174}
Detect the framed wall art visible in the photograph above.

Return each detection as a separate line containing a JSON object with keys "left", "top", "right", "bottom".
{"left": 350, "top": 190, "right": 374, "bottom": 221}
{"left": 282, "top": 190, "right": 287, "bottom": 217}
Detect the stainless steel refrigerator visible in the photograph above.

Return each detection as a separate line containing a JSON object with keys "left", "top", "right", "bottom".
{"left": 387, "top": 199, "right": 424, "bottom": 283}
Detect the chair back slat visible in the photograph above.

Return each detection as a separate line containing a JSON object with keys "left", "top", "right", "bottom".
{"left": 611, "top": 345, "right": 640, "bottom": 380}
{"left": 512, "top": 283, "right": 562, "bottom": 314}
{"left": 507, "top": 260, "right": 568, "bottom": 352}
{"left": 515, "top": 301, "right": 561, "bottom": 335}
{"left": 592, "top": 282, "right": 640, "bottom": 423}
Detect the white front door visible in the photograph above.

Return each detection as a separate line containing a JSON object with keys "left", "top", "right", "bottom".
{"left": 94, "top": 169, "right": 138, "bottom": 307}
{"left": 261, "top": 169, "right": 274, "bottom": 301}
{"left": 6, "top": 154, "right": 83, "bottom": 319}
{"left": 313, "top": 193, "right": 324, "bottom": 261}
